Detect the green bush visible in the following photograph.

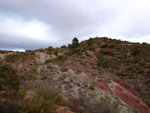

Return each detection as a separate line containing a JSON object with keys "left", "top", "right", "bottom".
{"left": 85, "top": 51, "right": 90, "bottom": 56}
{"left": 70, "top": 48, "right": 81, "bottom": 54}
{"left": 88, "top": 47, "right": 95, "bottom": 51}
{"left": 101, "top": 44, "right": 108, "bottom": 48}
{"left": 108, "top": 44, "right": 116, "bottom": 48}
{"left": 0, "top": 85, "right": 64, "bottom": 113}
{"left": 131, "top": 48, "right": 141, "bottom": 56}
{"left": 61, "top": 67, "right": 67, "bottom": 72}
{"left": 61, "top": 45, "right": 67, "bottom": 48}
{"left": 116, "top": 72, "right": 124, "bottom": 77}
{"left": 136, "top": 67, "right": 144, "bottom": 74}
{"left": 35, "top": 86, "right": 64, "bottom": 106}
{"left": 0, "top": 63, "right": 20, "bottom": 91}
{"left": 97, "top": 58, "right": 110, "bottom": 68}
{"left": 89, "top": 83, "right": 95, "bottom": 90}
{"left": 87, "top": 38, "right": 93, "bottom": 46}
{"left": 5, "top": 54, "right": 20, "bottom": 62}
{"left": 20, "top": 96, "right": 56, "bottom": 113}
{"left": 0, "top": 101, "right": 20, "bottom": 113}
{"left": 20, "top": 86, "right": 64, "bottom": 113}
{"left": 45, "top": 59, "right": 53, "bottom": 64}
{"left": 53, "top": 51, "right": 58, "bottom": 56}
{"left": 100, "top": 49, "right": 114, "bottom": 56}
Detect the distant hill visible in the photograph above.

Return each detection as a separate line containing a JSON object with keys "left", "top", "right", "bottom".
{"left": 0, "top": 37, "right": 150, "bottom": 113}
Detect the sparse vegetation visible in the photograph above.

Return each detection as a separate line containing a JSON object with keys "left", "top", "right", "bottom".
{"left": 100, "top": 49, "right": 114, "bottom": 56}
{"left": 5, "top": 54, "right": 21, "bottom": 62}
{"left": 97, "top": 57, "right": 110, "bottom": 68}
{"left": 0, "top": 85, "right": 64, "bottom": 113}
{"left": 89, "top": 83, "right": 95, "bottom": 90}
{"left": 101, "top": 44, "right": 108, "bottom": 48}
{"left": 0, "top": 37, "right": 150, "bottom": 113}
{"left": 68, "top": 95, "right": 120, "bottom": 113}
{"left": 61, "top": 67, "right": 67, "bottom": 72}
{"left": 0, "top": 63, "right": 20, "bottom": 91}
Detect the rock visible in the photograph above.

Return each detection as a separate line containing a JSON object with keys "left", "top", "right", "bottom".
{"left": 68, "top": 69, "right": 74, "bottom": 73}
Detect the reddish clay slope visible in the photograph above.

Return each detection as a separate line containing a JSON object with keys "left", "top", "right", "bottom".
{"left": 86, "top": 71, "right": 150, "bottom": 113}
{"left": 12, "top": 55, "right": 38, "bottom": 71}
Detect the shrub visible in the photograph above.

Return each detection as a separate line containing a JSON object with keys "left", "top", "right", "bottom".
{"left": 136, "top": 67, "right": 144, "bottom": 74}
{"left": 45, "top": 59, "right": 53, "bottom": 64}
{"left": 47, "top": 46, "right": 53, "bottom": 53}
{"left": 100, "top": 49, "right": 114, "bottom": 56}
{"left": 85, "top": 51, "right": 90, "bottom": 56}
{"left": 20, "top": 85, "right": 64, "bottom": 113}
{"left": 57, "top": 55, "right": 63, "bottom": 60}
{"left": 0, "top": 101, "right": 20, "bottom": 113}
{"left": 88, "top": 47, "right": 94, "bottom": 51}
{"left": 48, "top": 46, "right": 53, "bottom": 49}
{"left": 132, "top": 57, "right": 140, "bottom": 64}
{"left": 131, "top": 48, "right": 141, "bottom": 56}
{"left": 0, "top": 85, "right": 64, "bottom": 113}
{"left": 89, "top": 83, "right": 95, "bottom": 90}
{"left": 5, "top": 54, "right": 20, "bottom": 62}
{"left": 108, "top": 44, "right": 116, "bottom": 48}
{"left": 20, "top": 96, "right": 56, "bottom": 113}
{"left": 116, "top": 72, "right": 124, "bottom": 77}
{"left": 87, "top": 38, "right": 93, "bottom": 46}
{"left": 70, "top": 48, "right": 81, "bottom": 55}
{"left": 68, "top": 96, "right": 120, "bottom": 113}
{"left": 97, "top": 58, "right": 110, "bottom": 68}
{"left": 41, "top": 75, "right": 48, "bottom": 80}
{"left": 0, "top": 63, "right": 20, "bottom": 91}
{"left": 101, "top": 44, "right": 108, "bottom": 48}
{"left": 0, "top": 50, "right": 6, "bottom": 54}
{"left": 53, "top": 51, "right": 58, "bottom": 56}
{"left": 61, "top": 67, "right": 67, "bottom": 72}
{"left": 61, "top": 45, "right": 67, "bottom": 48}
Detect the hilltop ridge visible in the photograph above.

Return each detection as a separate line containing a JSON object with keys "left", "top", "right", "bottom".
{"left": 0, "top": 37, "right": 150, "bottom": 113}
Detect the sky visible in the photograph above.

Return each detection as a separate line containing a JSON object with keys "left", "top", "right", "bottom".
{"left": 0, "top": 0, "right": 150, "bottom": 51}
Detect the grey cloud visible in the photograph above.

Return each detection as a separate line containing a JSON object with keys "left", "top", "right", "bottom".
{"left": 0, "top": 0, "right": 150, "bottom": 50}
{"left": 0, "top": 33, "right": 54, "bottom": 50}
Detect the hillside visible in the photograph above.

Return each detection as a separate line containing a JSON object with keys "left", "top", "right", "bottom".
{"left": 0, "top": 37, "right": 150, "bottom": 113}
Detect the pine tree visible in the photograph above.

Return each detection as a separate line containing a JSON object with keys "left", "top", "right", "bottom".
{"left": 72, "top": 37, "right": 79, "bottom": 49}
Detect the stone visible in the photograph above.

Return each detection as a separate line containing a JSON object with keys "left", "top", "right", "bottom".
{"left": 68, "top": 69, "right": 75, "bottom": 73}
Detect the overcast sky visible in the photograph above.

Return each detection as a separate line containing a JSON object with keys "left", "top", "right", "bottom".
{"left": 0, "top": 0, "right": 150, "bottom": 51}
